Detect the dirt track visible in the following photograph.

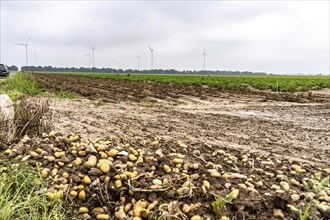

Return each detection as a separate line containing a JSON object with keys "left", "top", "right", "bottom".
{"left": 34, "top": 73, "right": 330, "bottom": 166}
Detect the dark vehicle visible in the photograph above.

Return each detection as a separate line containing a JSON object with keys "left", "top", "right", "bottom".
{"left": 0, "top": 64, "right": 10, "bottom": 77}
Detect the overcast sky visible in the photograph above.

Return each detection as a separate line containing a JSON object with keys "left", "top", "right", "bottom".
{"left": 0, "top": 1, "right": 329, "bottom": 74}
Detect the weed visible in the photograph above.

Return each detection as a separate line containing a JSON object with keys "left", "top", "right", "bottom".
{"left": 139, "top": 100, "right": 154, "bottom": 108}
{"left": 0, "top": 162, "right": 69, "bottom": 220}
{"left": 0, "top": 72, "right": 43, "bottom": 101}
{"left": 212, "top": 193, "right": 233, "bottom": 218}
{"left": 168, "top": 99, "right": 180, "bottom": 106}
{"left": 95, "top": 99, "right": 105, "bottom": 107}
{"left": 287, "top": 176, "right": 329, "bottom": 220}
{"left": 287, "top": 201, "right": 313, "bottom": 220}
{"left": 55, "top": 91, "right": 75, "bottom": 99}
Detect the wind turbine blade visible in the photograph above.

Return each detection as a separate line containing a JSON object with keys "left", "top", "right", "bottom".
{"left": 148, "top": 45, "right": 154, "bottom": 51}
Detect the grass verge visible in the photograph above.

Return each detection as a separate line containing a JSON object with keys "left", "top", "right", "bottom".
{"left": 0, "top": 162, "right": 69, "bottom": 220}
{"left": 0, "top": 72, "right": 43, "bottom": 101}
{"left": 0, "top": 72, "right": 75, "bottom": 100}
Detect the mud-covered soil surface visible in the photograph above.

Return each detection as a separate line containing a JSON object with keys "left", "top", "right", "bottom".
{"left": 33, "top": 73, "right": 330, "bottom": 165}
{"left": 34, "top": 73, "right": 330, "bottom": 103}
{"left": 19, "top": 73, "right": 330, "bottom": 219}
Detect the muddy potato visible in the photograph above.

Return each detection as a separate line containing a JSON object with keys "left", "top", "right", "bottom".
{"left": 78, "top": 190, "right": 86, "bottom": 200}
{"left": 163, "top": 165, "right": 171, "bottom": 173}
{"left": 100, "top": 164, "right": 110, "bottom": 173}
{"left": 84, "top": 155, "right": 97, "bottom": 168}
{"left": 93, "top": 207, "right": 105, "bottom": 214}
{"left": 291, "top": 194, "right": 300, "bottom": 202}
{"left": 115, "top": 180, "right": 123, "bottom": 188}
{"left": 41, "top": 168, "right": 49, "bottom": 177}
{"left": 30, "top": 151, "right": 39, "bottom": 157}
{"left": 108, "top": 149, "right": 119, "bottom": 157}
{"left": 133, "top": 200, "right": 148, "bottom": 217}
{"left": 124, "top": 203, "right": 133, "bottom": 213}
{"left": 115, "top": 206, "right": 127, "bottom": 220}
{"left": 99, "top": 152, "right": 108, "bottom": 159}
{"left": 79, "top": 207, "right": 89, "bottom": 214}
{"left": 173, "top": 158, "right": 183, "bottom": 164}
{"left": 54, "top": 151, "right": 65, "bottom": 158}
{"left": 129, "top": 147, "right": 139, "bottom": 156}
{"left": 147, "top": 201, "right": 158, "bottom": 211}
{"left": 231, "top": 189, "right": 239, "bottom": 199}
{"left": 96, "top": 214, "right": 110, "bottom": 220}
{"left": 52, "top": 168, "right": 58, "bottom": 176}
{"left": 190, "top": 215, "right": 202, "bottom": 220}
{"left": 48, "top": 156, "right": 56, "bottom": 162}
{"left": 128, "top": 154, "right": 137, "bottom": 161}
{"left": 280, "top": 181, "right": 290, "bottom": 191}
{"left": 182, "top": 204, "right": 190, "bottom": 213}
{"left": 62, "top": 172, "right": 69, "bottom": 178}
{"left": 83, "top": 175, "right": 92, "bottom": 184}
{"left": 104, "top": 176, "right": 110, "bottom": 183}
{"left": 70, "top": 190, "right": 78, "bottom": 198}
{"left": 74, "top": 157, "right": 82, "bottom": 166}
{"left": 126, "top": 171, "right": 138, "bottom": 179}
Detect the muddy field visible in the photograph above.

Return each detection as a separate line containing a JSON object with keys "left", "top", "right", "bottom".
{"left": 14, "top": 73, "right": 328, "bottom": 219}
{"left": 34, "top": 73, "right": 330, "bottom": 166}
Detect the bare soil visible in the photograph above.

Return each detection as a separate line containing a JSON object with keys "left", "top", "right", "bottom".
{"left": 24, "top": 73, "right": 330, "bottom": 219}
{"left": 34, "top": 74, "right": 330, "bottom": 165}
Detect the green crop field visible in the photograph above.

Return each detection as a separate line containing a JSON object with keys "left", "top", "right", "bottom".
{"left": 42, "top": 72, "right": 330, "bottom": 93}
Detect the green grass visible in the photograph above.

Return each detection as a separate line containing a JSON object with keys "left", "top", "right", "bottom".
{"left": 0, "top": 72, "right": 75, "bottom": 100}
{"left": 0, "top": 162, "right": 69, "bottom": 220}
{"left": 0, "top": 72, "right": 43, "bottom": 101}
{"left": 40, "top": 72, "right": 330, "bottom": 93}
{"left": 54, "top": 91, "right": 76, "bottom": 99}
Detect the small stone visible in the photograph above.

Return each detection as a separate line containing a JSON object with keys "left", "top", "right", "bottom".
{"left": 118, "top": 151, "right": 128, "bottom": 156}
{"left": 152, "top": 179, "right": 162, "bottom": 185}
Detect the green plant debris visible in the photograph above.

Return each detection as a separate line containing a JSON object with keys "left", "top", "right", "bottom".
{"left": 0, "top": 162, "right": 69, "bottom": 220}
{"left": 212, "top": 193, "right": 233, "bottom": 218}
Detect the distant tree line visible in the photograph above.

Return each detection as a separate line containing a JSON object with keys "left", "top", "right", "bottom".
{"left": 21, "top": 65, "right": 270, "bottom": 76}
{"left": 7, "top": 65, "right": 19, "bottom": 71}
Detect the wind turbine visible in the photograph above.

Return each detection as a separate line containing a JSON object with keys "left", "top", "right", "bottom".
{"left": 148, "top": 45, "right": 154, "bottom": 70}
{"left": 30, "top": 47, "right": 37, "bottom": 65}
{"left": 133, "top": 50, "right": 140, "bottom": 70}
{"left": 83, "top": 53, "right": 91, "bottom": 68}
{"left": 31, "top": 52, "right": 37, "bottom": 66}
{"left": 92, "top": 47, "right": 96, "bottom": 68}
{"left": 15, "top": 43, "right": 28, "bottom": 66}
{"left": 88, "top": 41, "right": 96, "bottom": 68}
{"left": 201, "top": 46, "right": 206, "bottom": 71}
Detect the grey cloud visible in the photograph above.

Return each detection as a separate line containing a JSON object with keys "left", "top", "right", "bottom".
{"left": 0, "top": 1, "right": 328, "bottom": 74}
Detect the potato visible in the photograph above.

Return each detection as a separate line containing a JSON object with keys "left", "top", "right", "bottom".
{"left": 84, "top": 155, "right": 97, "bottom": 168}
{"left": 78, "top": 190, "right": 86, "bottom": 200}
{"left": 79, "top": 207, "right": 89, "bottom": 213}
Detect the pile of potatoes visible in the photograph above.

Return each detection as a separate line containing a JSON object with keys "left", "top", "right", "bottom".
{"left": 2, "top": 131, "right": 330, "bottom": 219}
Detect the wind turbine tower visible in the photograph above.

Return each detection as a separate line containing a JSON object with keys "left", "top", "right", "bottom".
{"left": 31, "top": 47, "right": 37, "bottom": 65}
{"left": 84, "top": 53, "right": 91, "bottom": 68}
{"left": 31, "top": 52, "right": 37, "bottom": 65}
{"left": 134, "top": 50, "right": 140, "bottom": 70}
{"left": 15, "top": 43, "right": 28, "bottom": 66}
{"left": 92, "top": 47, "right": 96, "bottom": 68}
{"left": 202, "top": 46, "right": 206, "bottom": 71}
{"left": 148, "top": 45, "right": 154, "bottom": 70}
